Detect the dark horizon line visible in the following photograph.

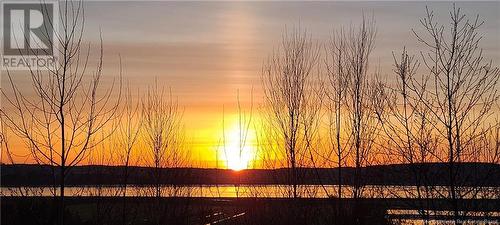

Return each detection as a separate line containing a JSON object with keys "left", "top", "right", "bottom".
{"left": 2, "top": 161, "right": 499, "bottom": 171}
{"left": 2, "top": 162, "right": 499, "bottom": 187}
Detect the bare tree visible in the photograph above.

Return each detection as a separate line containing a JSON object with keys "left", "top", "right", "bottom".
{"left": 85, "top": 130, "right": 122, "bottom": 225}
{"left": 116, "top": 84, "right": 142, "bottom": 225}
{"left": 261, "top": 27, "right": 321, "bottom": 198}
{"left": 0, "top": 1, "right": 121, "bottom": 224}
{"left": 411, "top": 4, "right": 500, "bottom": 222}
{"left": 324, "top": 27, "right": 351, "bottom": 215}
{"left": 142, "top": 84, "right": 183, "bottom": 196}
{"left": 375, "top": 48, "right": 438, "bottom": 224}
{"left": 142, "top": 83, "right": 185, "bottom": 224}
{"left": 323, "top": 17, "right": 380, "bottom": 213}
{"left": 321, "top": 16, "right": 380, "bottom": 225}
{"left": 220, "top": 90, "right": 254, "bottom": 197}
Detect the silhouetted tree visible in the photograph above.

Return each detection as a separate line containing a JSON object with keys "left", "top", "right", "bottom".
{"left": 0, "top": 1, "right": 121, "bottom": 224}
{"left": 375, "top": 48, "right": 438, "bottom": 224}
{"left": 341, "top": 16, "right": 378, "bottom": 205}
{"left": 323, "top": 27, "right": 354, "bottom": 222}
{"left": 142, "top": 83, "right": 186, "bottom": 225}
{"left": 411, "top": 5, "right": 500, "bottom": 223}
{"left": 116, "top": 85, "right": 142, "bottom": 225}
{"left": 261, "top": 27, "right": 322, "bottom": 198}
{"left": 220, "top": 90, "right": 254, "bottom": 197}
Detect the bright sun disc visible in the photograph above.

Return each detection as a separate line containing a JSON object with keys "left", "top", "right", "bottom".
{"left": 219, "top": 123, "right": 256, "bottom": 171}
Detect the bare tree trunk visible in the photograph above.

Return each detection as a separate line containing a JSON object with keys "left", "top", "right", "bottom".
{"left": 142, "top": 83, "right": 184, "bottom": 224}
{"left": 261, "top": 27, "right": 321, "bottom": 199}
{"left": 117, "top": 85, "right": 141, "bottom": 225}
{"left": 341, "top": 16, "right": 377, "bottom": 224}
{"left": 412, "top": 4, "right": 499, "bottom": 223}
{"left": 375, "top": 47, "right": 436, "bottom": 223}
{"left": 325, "top": 27, "right": 349, "bottom": 218}
{"left": 220, "top": 90, "right": 254, "bottom": 198}
{"left": 1, "top": 1, "right": 121, "bottom": 224}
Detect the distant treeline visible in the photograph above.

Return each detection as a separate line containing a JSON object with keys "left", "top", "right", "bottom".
{"left": 2, "top": 162, "right": 499, "bottom": 187}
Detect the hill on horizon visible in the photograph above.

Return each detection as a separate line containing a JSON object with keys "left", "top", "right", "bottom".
{"left": 1, "top": 162, "right": 499, "bottom": 187}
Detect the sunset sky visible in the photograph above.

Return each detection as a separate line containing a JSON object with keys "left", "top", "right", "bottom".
{"left": 2, "top": 1, "right": 500, "bottom": 168}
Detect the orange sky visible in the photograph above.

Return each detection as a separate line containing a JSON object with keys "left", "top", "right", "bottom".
{"left": 2, "top": 1, "right": 499, "bottom": 169}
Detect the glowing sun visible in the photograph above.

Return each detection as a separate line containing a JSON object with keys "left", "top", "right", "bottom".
{"left": 219, "top": 123, "right": 256, "bottom": 171}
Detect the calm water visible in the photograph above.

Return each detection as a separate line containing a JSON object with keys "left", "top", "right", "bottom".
{"left": 2, "top": 185, "right": 499, "bottom": 199}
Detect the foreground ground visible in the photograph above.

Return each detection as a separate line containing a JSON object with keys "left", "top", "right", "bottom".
{"left": 2, "top": 196, "right": 499, "bottom": 225}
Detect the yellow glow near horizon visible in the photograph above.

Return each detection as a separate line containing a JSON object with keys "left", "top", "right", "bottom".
{"left": 219, "top": 121, "right": 257, "bottom": 171}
